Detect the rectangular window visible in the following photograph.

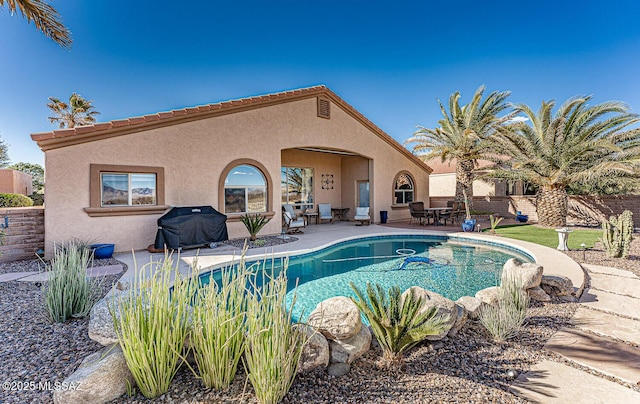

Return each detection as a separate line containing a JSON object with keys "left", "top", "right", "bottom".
{"left": 101, "top": 173, "right": 156, "bottom": 206}
{"left": 281, "top": 167, "right": 314, "bottom": 211}
{"left": 86, "top": 164, "right": 166, "bottom": 217}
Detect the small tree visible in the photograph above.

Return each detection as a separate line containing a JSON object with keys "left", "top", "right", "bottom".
{"left": 0, "top": 136, "right": 9, "bottom": 168}
{"left": 8, "top": 162, "right": 44, "bottom": 194}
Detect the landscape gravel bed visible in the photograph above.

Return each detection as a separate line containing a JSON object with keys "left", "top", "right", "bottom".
{"left": 1, "top": 236, "right": 638, "bottom": 403}
{"left": 564, "top": 237, "right": 640, "bottom": 278}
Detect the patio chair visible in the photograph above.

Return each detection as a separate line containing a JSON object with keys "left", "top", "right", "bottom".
{"left": 409, "top": 201, "right": 429, "bottom": 225}
{"left": 354, "top": 207, "right": 370, "bottom": 225}
{"left": 283, "top": 204, "right": 300, "bottom": 219}
{"left": 282, "top": 211, "right": 306, "bottom": 233}
{"left": 318, "top": 203, "right": 334, "bottom": 224}
{"left": 448, "top": 201, "right": 463, "bottom": 224}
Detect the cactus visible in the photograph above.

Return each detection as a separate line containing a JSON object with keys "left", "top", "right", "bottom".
{"left": 601, "top": 210, "right": 634, "bottom": 259}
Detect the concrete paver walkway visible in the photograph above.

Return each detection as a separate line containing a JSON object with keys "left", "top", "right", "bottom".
{"left": 0, "top": 264, "right": 123, "bottom": 282}
{"left": 514, "top": 262, "right": 640, "bottom": 402}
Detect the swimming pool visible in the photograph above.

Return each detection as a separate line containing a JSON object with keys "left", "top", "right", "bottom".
{"left": 199, "top": 235, "right": 533, "bottom": 321}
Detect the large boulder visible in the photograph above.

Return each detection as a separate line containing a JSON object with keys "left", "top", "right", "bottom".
{"left": 455, "top": 296, "right": 483, "bottom": 319}
{"left": 329, "top": 324, "right": 371, "bottom": 364}
{"left": 53, "top": 344, "right": 134, "bottom": 404}
{"left": 475, "top": 286, "right": 501, "bottom": 306}
{"left": 295, "top": 325, "right": 330, "bottom": 373}
{"left": 401, "top": 286, "right": 456, "bottom": 341}
{"left": 447, "top": 303, "right": 468, "bottom": 337}
{"left": 527, "top": 286, "right": 551, "bottom": 302}
{"left": 501, "top": 258, "right": 543, "bottom": 290}
{"left": 540, "top": 275, "right": 574, "bottom": 297}
{"left": 308, "top": 297, "right": 362, "bottom": 340}
{"left": 88, "top": 295, "right": 121, "bottom": 346}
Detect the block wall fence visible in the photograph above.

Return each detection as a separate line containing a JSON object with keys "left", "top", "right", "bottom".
{"left": 430, "top": 195, "right": 640, "bottom": 228}
{"left": 0, "top": 207, "right": 44, "bottom": 263}
{"left": 1, "top": 197, "right": 639, "bottom": 262}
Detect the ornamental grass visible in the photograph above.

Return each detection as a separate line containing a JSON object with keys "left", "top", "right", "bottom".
{"left": 110, "top": 253, "right": 197, "bottom": 399}
{"left": 190, "top": 260, "right": 248, "bottom": 390}
{"left": 243, "top": 265, "right": 306, "bottom": 404}
{"left": 478, "top": 273, "right": 530, "bottom": 342}
{"left": 44, "top": 241, "right": 103, "bottom": 323}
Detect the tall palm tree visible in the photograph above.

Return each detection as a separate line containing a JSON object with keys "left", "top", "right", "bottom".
{"left": 1, "top": 0, "right": 72, "bottom": 49}
{"left": 405, "top": 86, "right": 512, "bottom": 210}
{"left": 47, "top": 93, "right": 100, "bottom": 129}
{"left": 488, "top": 96, "right": 640, "bottom": 227}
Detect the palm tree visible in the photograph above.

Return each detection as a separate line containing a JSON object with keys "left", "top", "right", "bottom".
{"left": 1, "top": 0, "right": 72, "bottom": 49}
{"left": 47, "top": 93, "right": 100, "bottom": 128}
{"left": 405, "top": 86, "right": 513, "bottom": 210}
{"left": 488, "top": 96, "right": 640, "bottom": 227}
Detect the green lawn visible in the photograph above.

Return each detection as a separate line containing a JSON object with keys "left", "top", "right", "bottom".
{"left": 488, "top": 224, "right": 601, "bottom": 249}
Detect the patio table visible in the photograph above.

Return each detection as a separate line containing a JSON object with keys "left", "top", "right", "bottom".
{"left": 424, "top": 207, "right": 452, "bottom": 226}
{"left": 331, "top": 207, "right": 350, "bottom": 222}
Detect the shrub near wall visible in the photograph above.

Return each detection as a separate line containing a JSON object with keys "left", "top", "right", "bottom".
{"left": 0, "top": 193, "right": 33, "bottom": 207}
{"left": 0, "top": 207, "right": 45, "bottom": 262}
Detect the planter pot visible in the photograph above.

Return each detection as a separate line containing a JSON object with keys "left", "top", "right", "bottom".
{"left": 515, "top": 211, "right": 529, "bottom": 223}
{"left": 91, "top": 243, "right": 115, "bottom": 259}
{"left": 461, "top": 219, "right": 477, "bottom": 232}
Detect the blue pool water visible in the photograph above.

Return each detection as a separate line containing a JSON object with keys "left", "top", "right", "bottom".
{"left": 199, "top": 235, "right": 532, "bottom": 322}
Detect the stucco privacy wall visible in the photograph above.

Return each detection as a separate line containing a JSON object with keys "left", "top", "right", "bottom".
{"left": 0, "top": 169, "right": 33, "bottom": 195}
{"left": 41, "top": 93, "right": 429, "bottom": 253}
{"left": 0, "top": 207, "right": 44, "bottom": 262}
{"left": 431, "top": 195, "right": 640, "bottom": 228}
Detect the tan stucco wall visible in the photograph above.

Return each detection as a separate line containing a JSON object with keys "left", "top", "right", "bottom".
{"left": 43, "top": 97, "right": 429, "bottom": 252}
{"left": 428, "top": 172, "right": 501, "bottom": 198}
{"left": 0, "top": 170, "right": 33, "bottom": 195}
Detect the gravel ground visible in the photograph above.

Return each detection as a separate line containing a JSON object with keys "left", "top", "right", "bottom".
{"left": 564, "top": 236, "right": 640, "bottom": 278}
{"left": 222, "top": 235, "right": 298, "bottom": 250}
{"left": 1, "top": 236, "right": 638, "bottom": 403}
{"left": 0, "top": 260, "right": 124, "bottom": 404}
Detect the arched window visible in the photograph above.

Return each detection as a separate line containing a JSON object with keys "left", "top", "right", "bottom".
{"left": 394, "top": 172, "right": 414, "bottom": 204}
{"left": 224, "top": 164, "right": 267, "bottom": 213}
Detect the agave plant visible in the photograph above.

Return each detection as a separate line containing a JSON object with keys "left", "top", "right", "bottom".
{"left": 240, "top": 213, "right": 271, "bottom": 241}
{"left": 350, "top": 282, "right": 450, "bottom": 368}
{"left": 489, "top": 214, "right": 504, "bottom": 234}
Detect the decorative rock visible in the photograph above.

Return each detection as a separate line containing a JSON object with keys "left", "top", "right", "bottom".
{"left": 88, "top": 295, "right": 120, "bottom": 346}
{"left": 327, "top": 362, "right": 350, "bottom": 377}
{"left": 308, "top": 296, "right": 362, "bottom": 340}
{"left": 455, "top": 296, "right": 483, "bottom": 319}
{"left": 401, "top": 286, "right": 457, "bottom": 340}
{"left": 53, "top": 344, "right": 134, "bottom": 404}
{"left": 448, "top": 303, "right": 468, "bottom": 337}
{"left": 329, "top": 324, "right": 371, "bottom": 364}
{"left": 501, "top": 258, "right": 544, "bottom": 289}
{"left": 541, "top": 275, "right": 574, "bottom": 297}
{"left": 527, "top": 286, "right": 551, "bottom": 302}
{"left": 476, "top": 286, "right": 501, "bottom": 306}
{"left": 295, "top": 325, "right": 330, "bottom": 373}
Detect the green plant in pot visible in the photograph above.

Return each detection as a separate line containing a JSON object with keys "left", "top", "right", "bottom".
{"left": 240, "top": 213, "right": 271, "bottom": 241}
{"left": 461, "top": 189, "right": 476, "bottom": 232}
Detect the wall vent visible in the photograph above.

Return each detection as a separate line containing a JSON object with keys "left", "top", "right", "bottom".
{"left": 317, "top": 97, "right": 331, "bottom": 119}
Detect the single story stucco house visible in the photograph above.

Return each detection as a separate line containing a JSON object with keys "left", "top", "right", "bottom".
{"left": 31, "top": 86, "right": 433, "bottom": 253}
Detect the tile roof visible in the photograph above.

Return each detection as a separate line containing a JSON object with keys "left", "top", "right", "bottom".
{"left": 31, "top": 85, "right": 432, "bottom": 173}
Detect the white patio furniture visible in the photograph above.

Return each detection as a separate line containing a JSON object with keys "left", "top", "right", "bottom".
{"left": 354, "top": 207, "right": 370, "bottom": 225}
{"left": 283, "top": 211, "right": 306, "bottom": 233}
{"left": 318, "top": 203, "right": 334, "bottom": 224}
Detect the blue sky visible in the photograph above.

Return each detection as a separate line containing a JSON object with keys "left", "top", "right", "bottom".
{"left": 1, "top": 1, "right": 640, "bottom": 165}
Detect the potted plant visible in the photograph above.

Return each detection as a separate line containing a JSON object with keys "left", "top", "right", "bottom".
{"left": 461, "top": 190, "right": 476, "bottom": 232}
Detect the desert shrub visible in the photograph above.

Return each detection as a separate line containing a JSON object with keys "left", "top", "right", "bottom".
{"left": 29, "top": 193, "right": 44, "bottom": 206}
{"left": 350, "top": 282, "right": 451, "bottom": 368}
{"left": 478, "top": 274, "right": 529, "bottom": 342}
{"left": 44, "top": 242, "right": 103, "bottom": 322}
{"left": 0, "top": 193, "right": 33, "bottom": 207}
{"left": 190, "top": 262, "right": 248, "bottom": 390}
{"left": 240, "top": 214, "right": 271, "bottom": 241}
{"left": 243, "top": 266, "right": 305, "bottom": 404}
{"left": 110, "top": 253, "right": 197, "bottom": 398}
